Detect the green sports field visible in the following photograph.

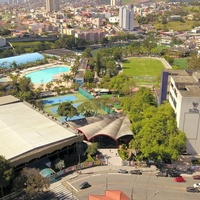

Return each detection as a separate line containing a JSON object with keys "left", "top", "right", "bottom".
{"left": 122, "top": 57, "right": 165, "bottom": 85}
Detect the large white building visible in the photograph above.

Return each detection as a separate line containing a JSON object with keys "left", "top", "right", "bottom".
{"left": 46, "top": 0, "right": 60, "bottom": 12}
{"left": 160, "top": 70, "right": 200, "bottom": 155}
{"left": 110, "top": 0, "right": 122, "bottom": 7}
{"left": 0, "top": 95, "right": 83, "bottom": 168}
{"left": 119, "top": 5, "right": 134, "bottom": 31}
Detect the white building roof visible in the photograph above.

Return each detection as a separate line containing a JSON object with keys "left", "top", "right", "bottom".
{"left": 0, "top": 100, "right": 76, "bottom": 160}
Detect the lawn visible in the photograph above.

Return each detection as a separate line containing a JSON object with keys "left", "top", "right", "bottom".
{"left": 173, "top": 58, "right": 188, "bottom": 70}
{"left": 122, "top": 57, "right": 165, "bottom": 85}
{"left": 153, "top": 20, "right": 199, "bottom": 31}
{"left": 122, "top": 58, "right": 165, "bottom": 77}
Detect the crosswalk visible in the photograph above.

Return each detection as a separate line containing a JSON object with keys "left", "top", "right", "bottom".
{"left": 40, "top": 184, "right": 79, "bottom": 200}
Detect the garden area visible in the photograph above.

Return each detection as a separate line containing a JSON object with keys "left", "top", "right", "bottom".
{"left": 173, "top": 58, "right": 188, "bottom": 70}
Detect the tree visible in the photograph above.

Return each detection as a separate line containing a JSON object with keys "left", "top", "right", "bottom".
{"left": 133, "top": 102, "right": 186, "bottom": 161}
{"left": 113, "top": 48, "right": 123, "bottom": 61}
{"left": 84, "top": 70, "right": 94, "bottom": 83}
{"left": 188, "top": 53, "right": 200, "bottom": 70}
{"left": 99, "top": 37, "right": 109, "bottom": 46}
{"left": 106, "top": 60, "right": 118, "bottom": 77}
{"left": 109, "top": 73, "right": 131, "bottom": 94}
{"left": 77, "top": 99, "right": 102, "bottom": 117}
{"left": 82, "top": 47, "right": 92, "bottom": 58}
{"left": 121, "top": 87, "right": 186, "bottom": 162}
{"left": 0, "top": 156, "right": 13, "bottom": 197}
{"left": 54, "top": 159, "right": 65, "bottom": 171}
{"left": 95, "top": 52, "right": 101, "bottom": 76}
{"left": 11, "top": 77, "right": 35, "bottom": 101}
{"left": 57, "top": 102, "right": 78, "bottom": 121}
{"left": 86, "top": 143, "right": 99, "bottom": 156}
{"left": 12, "top": 168, "right": 50, "bottom": 199}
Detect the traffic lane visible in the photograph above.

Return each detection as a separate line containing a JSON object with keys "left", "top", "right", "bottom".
{"left": 68, "top": 173, "right": 200, "bottom": 200}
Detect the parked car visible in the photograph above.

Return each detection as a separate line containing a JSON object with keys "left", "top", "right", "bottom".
{"left": 79, "top": 182, "right": 91, "bottom": 189}
{"left": 130, "top": 170, "right": 142, "bottom": 175}
{"left": 156, "top": 171, "right": 168, "bottom": 178}
{"left": 118, "top": 169, "right": 128, "bottom": 174}
{"left": 193, "top": 175, "right": 200, "bottom": 180}
{"left": 193, "top": 183, "right": 200, "bottom": 188}
{"left": 174, "top": 176, "right": 185, "bottom": 182}
{"left": 186, "top": 187, "right": 200, "bottom": 193}
{"left": 168, "top": 172, "right": 180, "bottom": 177}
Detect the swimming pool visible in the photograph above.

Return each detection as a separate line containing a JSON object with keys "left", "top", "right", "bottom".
{"left": 25, "top": 66, "right": 70, "bottom": 84}
{"left": 43, "top": 95, "right": 77, "bottom": 105}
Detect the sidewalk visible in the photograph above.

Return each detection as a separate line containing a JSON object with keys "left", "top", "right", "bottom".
{"left": 98, "top": 148, "right": 122, "bottom": 166}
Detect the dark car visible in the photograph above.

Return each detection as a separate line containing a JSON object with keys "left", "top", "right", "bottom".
{"left": 168, "top": 172, "right": 180, "bottom": 177}
{"left": 79, "top": 182, "right": 91, "bottom": 189}
{"left": 118, "top": 169, "right": 128, "bottom": 174}
{"left": 186, "top": 187, "right": 199, "bottom": 193}
{"left": 156, "top": 171, "right": 168, "bottom": 178}
{"left": 130, "top": 170, "right": 142, "bottom": 175}
{"left": 193, "top": 175, "right": 200, "bottom": 180}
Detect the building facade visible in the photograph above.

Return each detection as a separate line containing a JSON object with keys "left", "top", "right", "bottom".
{"left": 119, "top": 5, "right": 134, "bottom": 31}
{"left": 110, "top": 0, "right": 122, "bottom": 7}
{"left": 46, "top": 0, "right": 60, "bottom": 12}
{"left": 160, "top": 70, "right": 200, "bottom": 155}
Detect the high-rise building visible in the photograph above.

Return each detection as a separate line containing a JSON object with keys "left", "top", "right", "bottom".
{"left": 160, "top": 70, "right": 200, "bottom": 154}
{"left": 46, "top": 0, "right": 60, "bottom": 12}
{"left": 110, "top": 0, "right": 122, "bottom": 7}
{"left": 119, "top": 5, "right": 134, "bottom": 31}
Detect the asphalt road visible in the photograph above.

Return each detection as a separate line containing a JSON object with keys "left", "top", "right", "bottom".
{"left": 66, "top": 171, "right": 200, "bottom": 200}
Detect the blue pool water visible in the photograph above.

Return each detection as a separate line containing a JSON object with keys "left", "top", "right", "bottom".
{"left": 25, "top": 66, "right": 70, "bottom": 84}
{"left": 43, "top": 95, "right": 77, "bottom": 105}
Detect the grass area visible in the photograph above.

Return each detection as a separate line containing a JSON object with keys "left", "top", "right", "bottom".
{"left": 122, "top": 58, "right": 165, "bottom": 85}
{"left": 153, "top": 20, "right": 200, "bottom": 31}
{"left": 173, "top": 58, "right": 188, "bottom": 70}
{"left": 11, "top": 41, "right": 55, "bottom": 53}
{"left": 122, "top": 58, "right": 165, "bottom": 76}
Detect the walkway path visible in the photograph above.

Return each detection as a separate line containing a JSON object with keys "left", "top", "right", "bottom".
{"left": 98, "top": 148, "right": 122, "bottom": 166}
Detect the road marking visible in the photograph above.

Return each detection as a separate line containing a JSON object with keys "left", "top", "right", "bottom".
{"left": 91, "top": 174, "right": 101, "bottom": 177}
{"left": 66, "top": 181, "right": 78, "bottom": 192}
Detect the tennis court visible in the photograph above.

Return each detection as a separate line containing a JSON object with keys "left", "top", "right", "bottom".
{"left": 43, "top": 95, "right": 77, "bottom": 105}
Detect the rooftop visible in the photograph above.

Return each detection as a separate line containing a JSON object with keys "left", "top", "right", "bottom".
{"left": 0, "top": 96, "right": 77, "bottom": 162}
{"left": 0, "top": 52, "right": 44, "bottom": 68}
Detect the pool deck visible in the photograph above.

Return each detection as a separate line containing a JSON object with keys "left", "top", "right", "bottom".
{"left": 18, "top": 62, "right": 72, "bottom": 90}
{"left": 20, "top": 61, "right": 70, "bottom": 75}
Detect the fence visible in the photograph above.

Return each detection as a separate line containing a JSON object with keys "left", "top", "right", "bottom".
{"left": 78, "top": 86, "right": 94, "bottom": 99}
{"left": 52, "top": 160, "right": 106, "bottom": 180}
{"left": 78, "top": 85, "right": 116, "bottom": 114}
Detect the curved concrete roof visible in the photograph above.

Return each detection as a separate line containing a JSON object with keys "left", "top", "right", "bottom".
{"left": 0, "top": 52, "right": 44, "bottom": 68}
{"left": 77, "top": 115, "right": 133, "bottom": 141}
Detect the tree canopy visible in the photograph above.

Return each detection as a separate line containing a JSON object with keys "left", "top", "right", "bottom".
{"left": 57, "top": 102, "right": 78, "bottom": 121}
{"left": 0, "top": 156, "right": 13, "bottom": 197}
{"left": 121, "top": 87, "right": 186, "bottom": 162}
{"left": 12, "top": 168, "right": 50, "bottom": 199}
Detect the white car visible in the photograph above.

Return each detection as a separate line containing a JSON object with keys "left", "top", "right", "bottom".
{"left": 193, "top": 183, "right": 200, "bottom": 188}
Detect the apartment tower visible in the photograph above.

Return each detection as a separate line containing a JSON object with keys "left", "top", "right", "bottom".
{"left": 46, "top": 0, "right": 60, "bottom": 12}
{"left": 119, "top": 5, "right": 134, "bottom": 31}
